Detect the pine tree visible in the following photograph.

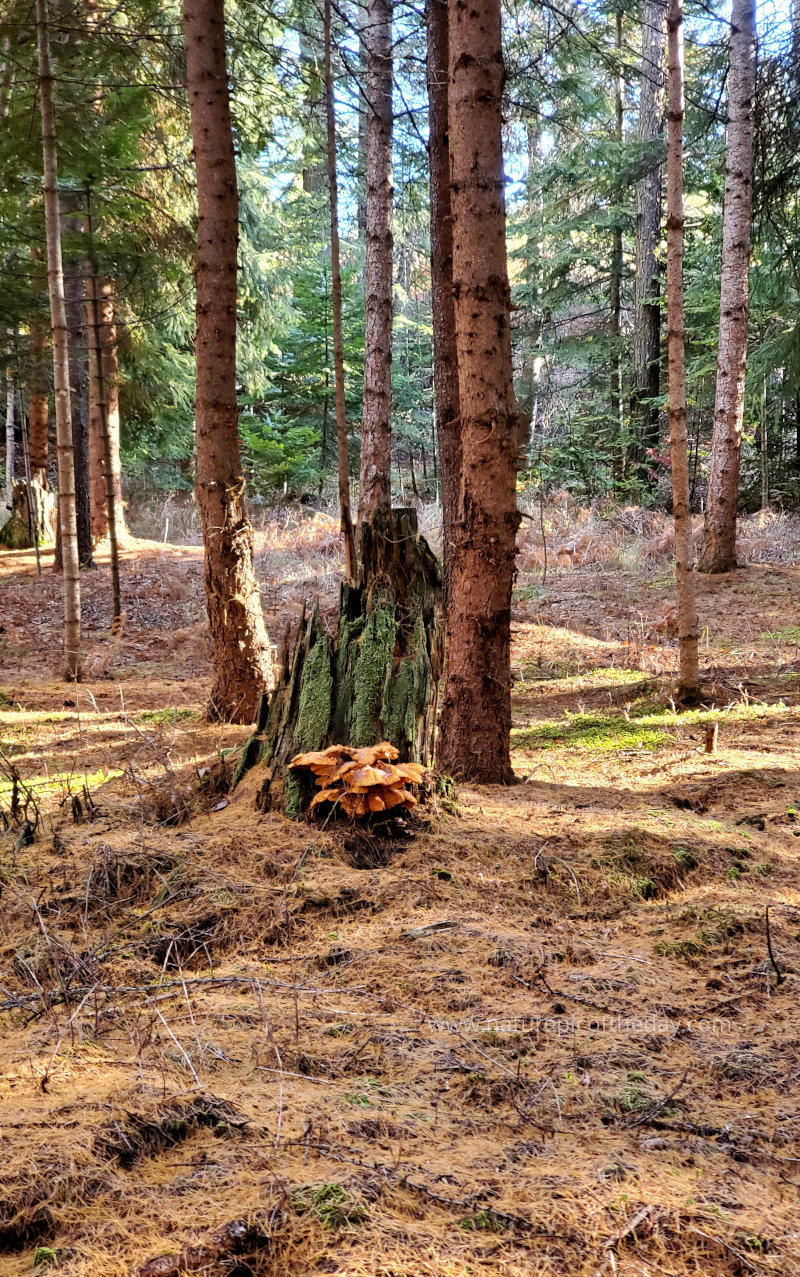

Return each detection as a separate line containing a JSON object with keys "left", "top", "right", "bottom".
{"left": 699, "top": 0, "right": 757, "bottom": 572}
{"left": 632, "top": 0, "right": 667, "bottom": 470}
{"left": 358, "top": 0, "right": 393, "bottom": 524}
{"left": 183, "top": 0, "right": 273, "bottom": 720}
{"left": 324, "top": 0, "right": 356, "bottom": 583}
{"left": 36, "top": 0, "right": 81, "bottom": 679}
{"left": 436, "top": 0, "right": 520, "bottom": 784}
{"left": 666, "top": 0, "right": 699, "bottom": 693}
{"left": 426, "top": 0, "right": 460, "bottom": 604}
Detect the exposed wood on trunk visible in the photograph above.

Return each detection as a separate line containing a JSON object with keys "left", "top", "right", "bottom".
{"left": 666, "top": 0, "right": 700, "bottom": 695}
{"left": 183, "top": 0, "right": 273, "bottom": 721}
{"left": 36, "top": 0, "right": 81, "bottom": 679}
{"left": 324, "top": 0, "right": 356, "bottom": 585}
{"left": 426, "top": 0, "right": 460, "bottom": 607}
{"left": 699, "top": 0, "right": 757, "bottom": 573}
{"left": 632, "top": 0, "right": 667, "bottom": 472}
{"left": 234, "top": 508, "right": 441, "bottom": 817}
{"left": 358, "top": 0, "right": 393, "bottom": 523}
{"left": 436, "top": 0, "right": 520, "bottom": 784}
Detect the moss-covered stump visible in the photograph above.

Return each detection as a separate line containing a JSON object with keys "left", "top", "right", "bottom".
{"left": 234, "top": 507, "right": 442, "bottom": 817}
{"left": 0, "top": 480, "right": 55, "bottom": 549}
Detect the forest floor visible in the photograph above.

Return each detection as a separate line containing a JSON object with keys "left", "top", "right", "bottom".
{"left": 2, "top": 509, "right": 800, "bottom": 1276}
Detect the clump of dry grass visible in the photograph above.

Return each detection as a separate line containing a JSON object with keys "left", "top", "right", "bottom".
{"left": 517, "top": 491, "right": 800, "bottom": 572}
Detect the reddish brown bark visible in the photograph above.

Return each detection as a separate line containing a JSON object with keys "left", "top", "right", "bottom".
{"left": 183, "top": 0, "right": 273, "bottom": 721}
{"left": 436, "top": 0, "right": 520, "bottom": 784}
{"left": 426, "top": 0, "right": 460, "bottom": 604}
{"left": 699, "top": 0, "right": 756, "bottom": 573}
{"left": 666, "top": 0, "right": 699, "bottom": 693}
{"left": 357, "top": 0, "right": 393, "bottom": 524}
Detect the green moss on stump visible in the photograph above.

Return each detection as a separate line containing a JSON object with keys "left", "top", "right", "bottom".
{"left": 352, "top": 600, "right": 396, "bottom": 748}
{"left": 295, "top": 635, "right": 334, "bottom": 752}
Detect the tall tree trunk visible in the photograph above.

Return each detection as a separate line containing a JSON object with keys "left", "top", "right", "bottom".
{"left": 426, "top": 0, "right": 460, "bottom": 607}
{"left": 87, "top": 275, "right": 106, "bottom": 542}
{"left": 36, "top": 0, "right": 81, "bottom": 679}
{"left": 436, "top": 0, "right": 520, "bottom": 784}
{"left": 62, "top": 215, "right": 93, "bottom": 569}
{"left": 5, "top": 365, "right": 14, "bottom": 509}
{"left": 183, "top": 0, "right": 273, "bottom": 721}
{"left": 666, "top": 0, "right": 699, "bottom": 695}
{"left": 520, "top": 115, "right": 543, "bottom": 442}
{"left": 87, "top": 276, "right": 125, "bottom": 544}
{"left": 357, "top": 0, "right": 393, "bottom": 523}
{"left": 698, "top": 0, "right": 757, "bottom": 573}
{"left": 609, "top": 8, "right": 625, "bottom": 481}
{"left": 28, "top": 320, "right": 50, "bottom": 487}
{"left": 632, "top": 0, "right": 667, "bottom": 471}
{"left": 85, "top": 201, "right": 121, "bottom": 627}
{"left": 324, "top": 0, "right": 356, "bottom": 584}
{"left": 356, "top": 22, "right": 368, "bottom": 239}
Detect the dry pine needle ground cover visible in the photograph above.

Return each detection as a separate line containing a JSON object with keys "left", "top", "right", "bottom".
{"left": 1, "top": 507, "right": 800, "bottom": 1275}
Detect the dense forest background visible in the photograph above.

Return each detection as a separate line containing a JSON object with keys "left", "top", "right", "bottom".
{"left": 2, "top": 0, "right": 797, "bottom": 517}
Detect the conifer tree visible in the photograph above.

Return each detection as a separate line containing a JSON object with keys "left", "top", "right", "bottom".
{"left": 183, "top": 0, "right": 273, "bottom": 719}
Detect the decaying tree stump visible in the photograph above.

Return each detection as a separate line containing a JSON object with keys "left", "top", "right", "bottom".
{"left": 0, "top": 479, "right": 55, "bottom": 549}
{"left": 233, "top": 508, "right": 442, "bottom": 817}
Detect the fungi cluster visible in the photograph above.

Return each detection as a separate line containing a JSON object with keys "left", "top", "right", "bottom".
{"left": 287, "top": 742, "right": 425, "bottom": 819}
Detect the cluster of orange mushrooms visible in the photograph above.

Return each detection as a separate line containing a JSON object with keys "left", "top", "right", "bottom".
{"left": 287, "top": 742, "right": 425, "bottom": 819}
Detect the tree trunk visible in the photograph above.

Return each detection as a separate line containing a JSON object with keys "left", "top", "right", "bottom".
{"left": 698, "top": 0, "right": 756, "bottom": 573}
{"left": 632, "top": 0, "right": 667, "bottom": 472}
{"left": 436, "top": 0, "right": 520, "bottom": 784}
{"left": 760, "top": 377, "right": 769, "bottom": 510}
{"left": 36, "top": 0, "right": 81, "bottom": 678}
{"left": 62, "top": 220, "right": 93, "bottom": 569}
{"left": 426, "top": 0, "right": 460, "bottom": 607}
{"left": 356, "top": 24, "right": 368, "bottom": 239}
{"left": 87, "top": 276, "right": 126, "bottom": 545}
{"left": 85, "top": 219, "right": 121, "bottom": 627}
{"left": 358, "top": 0, "right": 393, "bottom": 523}
{"left": 234, "top": 507, "right": 442, "bottom": 817}
{"left": 183, "top": 0, "right": 273, "bottom": 721}
{"left": 28, "top": 319, "right": 50, "bottom": 488}
{"left": 666, "top": 0, "right": 700, "bottom": 695}
{"left": 609, "top": 8, "right": 625, "bottom": 482}
{"left": 324, "top": 0, "right": 356, "bottom": 584}
{"left": 87, "top": 276, "right": 106, "bottom": 543}
{"left": 5, "top": 365, "right": 14, "bottom": 509}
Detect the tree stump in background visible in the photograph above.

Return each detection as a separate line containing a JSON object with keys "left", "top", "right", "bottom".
{"left": 233, "top": 507, "right": 442, "bottom": 817}
{"left": 0, "top": 479, "right": 55, "bottom": 549}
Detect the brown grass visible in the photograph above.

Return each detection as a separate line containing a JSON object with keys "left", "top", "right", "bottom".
{"left": 2, "top": 507, "right": 800, "bottom": 1274}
